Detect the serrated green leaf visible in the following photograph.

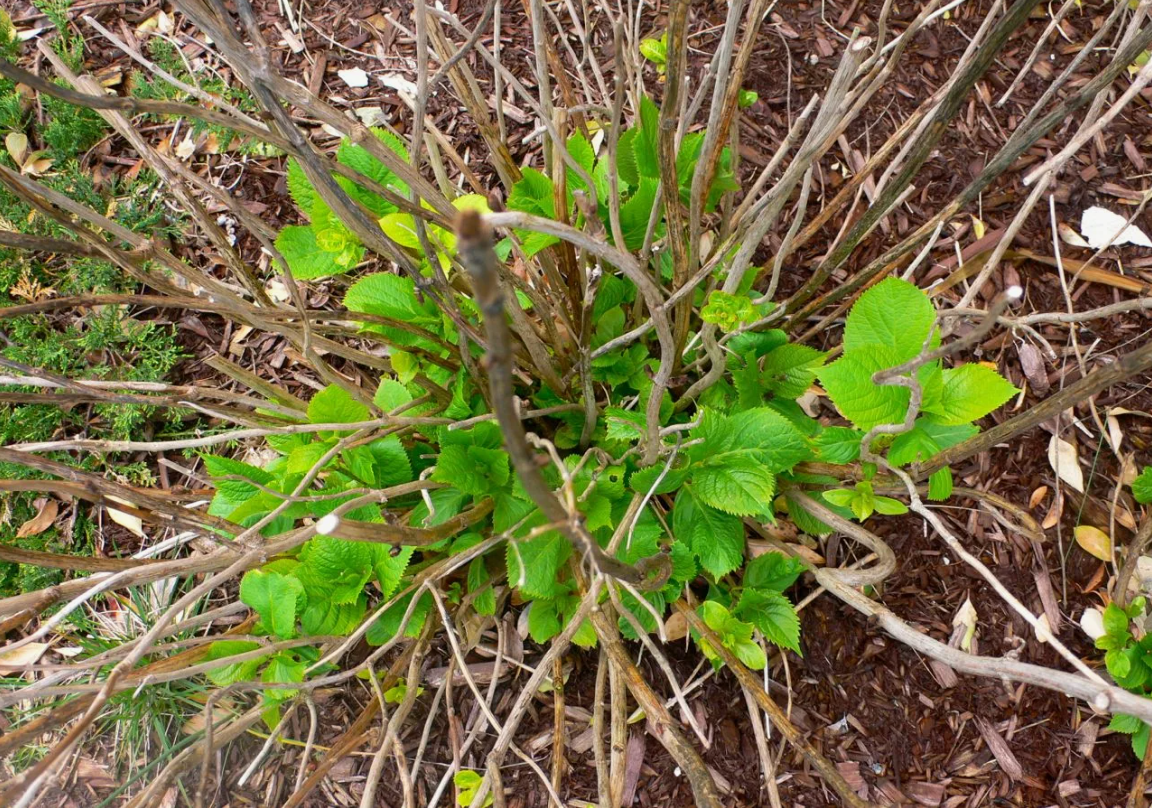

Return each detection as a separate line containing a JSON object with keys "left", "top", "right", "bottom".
{"left": 344, "top": 272, "right": 443, "bottom": 349}
{"left": 506, "top": 531, "right": 571, "bottom": 599}
{"left": 287, "top": 441, "right": 334, "bottom": 475}
{"left": 300, "top": 595, "right": 366, "bottom": 636}
{"left": 818, "top": 348, "right": 940, "bottom": 431}
{"left": 744, "top": 552, "right": 806, "bottom": 592}
{"left": 618, "top": 177, "right": 659, "bottom": 251}
{"left": 1104, "top": 603, "right": 1131, "bottom": 638}
{"left": 240, "top": 569, "right": 303, "bottom": 638}
{"left": 286, "top": 159, "right": 320, "bottom": 218}
{"left": 813, "top": 427, "right": 863, "bottom": 463}
{"left": 1111, "top": 713, "right": 1144, "bottom": 735}
{"left": 844, "top": 277, "right": 936, "bottom": 362}
{"left": 336, "top": 129, "right": 409, "bottom": 217}
{"left": 928, "top": 466, "right": 953, "bottom": 500}
{"left": 307, "top": 384, "right": 370, "bottom": 426}
{"left": 1133, "top": 467, "right": 1152, "bottom": 503}
{"left": 672, "top": 487, "right": 744, "bottom": 578}
{"left": 373, "top": 545, "right": 414, "bottom": 600}
{"left": 926, "top": 364, "right": 1019, "bottom": 425}
{"left": 735, "top": 589, "right": 801, "bottom": 654}
{"left": 295, "top": 538, "right": 375, "bottom": 604}
{"left": 761, "top": 343, "right": 826, "bottom": 399}
{"left": 374, "top": 379, "right": 413, "bottom": 412}
{"left": 633, "top": 96, "right": 661, "bottom": 180}
{"left": 275, "top": 225, "right": 342, "bottom": 280}
{"left": 629, "top": 459, "right": 691, "bottom": 495}
{"left": 366, "top": 590, "right": 432, "bottom": 645}
{"left": 616, "top": 127, "right": 640, "bottom": 186}
{"left": 203, "top": 640, "right": 266, "bottom": 686}
{"left": 691, "top": 459, "right": 776, "bottom": 517}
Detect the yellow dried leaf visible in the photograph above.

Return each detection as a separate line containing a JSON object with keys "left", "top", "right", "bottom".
{"left": 1047, "top": 436, "right": 1084, "bottom": 492}
{"left": 0, "top": 641, "right": 48, "bottom": 673}
{"left": 971, "top": 215, "right": 986, "bottom": 240}
{"left": 107, "top": 505, "right": 145, "bottom": 537}
{"left": 5, "top": 131, "right": 28, "bottom": 165}
{"left": 1073, "top": 525, "right": 1111, "bottom": 561}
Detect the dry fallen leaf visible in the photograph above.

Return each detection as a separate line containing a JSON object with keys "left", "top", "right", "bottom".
{"left": 174, "top": 134, "right": 197, "bottom": 160}
{"left": 5, "top": 131, "right": 28, "bottom": 165}
{"left": 1028, "top": 485, "right": 1049, "bottom": 510}
{"left": 16, "top": 498, "right": 58, "bottom": 538}
{"left": 337, "top": 67, "right": 370, "bottom": 88}
{"left": 1048, "top": 436, "right": 1084, "bottom": 493}
{"left": 76, "top": 758, "right": 118, "bottom": 790}
{"left": 1017, "top": 343, "right": 1049, "bottom": 394}
{"left": 1057, "top": 221, "right": 1090, "bottom": 248}
{"left": 1073, "top": 524, "right": 1111, "bottom": 562}
{"left": 0, "top": 641, "right": 49, "bottom": 673}
{"left": 107, "top": 506, "right": 145, "bottom": 538}
{"left": 951, "top": 596, "right": 978, "bottom": 652}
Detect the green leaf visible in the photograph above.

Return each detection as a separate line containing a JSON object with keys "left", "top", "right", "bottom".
{"left": 629, "top": 459, "right": 691, "bottom": 495}
{"left": 262, "top": 650, "right": 307, "bottom": 700}
{"left": 1104, "top": 603, "right": 1131, "bottom": 638}
{"left": 1134, "top": 467, "right": 1152, "bottom": 504}
{"left": 240, "top": 569, "right": 304, "bottom": 638}
{"left": 761, "top": 344, "right": 826, "bottom": 400}
{"left": 691, "top": 458, "right": 776, "bottom": 517}
{"left": 616, "top": 127, "right": 640, "bottom": 186}
{"left": 735, "top": 589, "right": 800, "bottom": 654}
{"left": 566, "top": 133, "right": 596, "bottom": 194}
{"left": 203, "top": 640, "right": 265, "bottom": 686}
{"left": 639, "top": 34, "right": 667, "bottom": 67}
{"left": 366, "top": 590, "right": 432, "bottom": 645}
{"left": 455, "top": 770, "right": 493, "bottom": 808}
{"left": 286, "top": 159, "right": 320, "bottom": 218}
{"left": 633, "top": 96, "right": 661, "bottom": 180}
{"left": 744, "top": 552, "right": 806, "bottom": 592}
{"left": 672, "top": 487, "right": 745, "bottom": 578}
{"left": 738, "top": 89, "right": 759, "bottom": 108}
{"left": 527, "top": 598, "right": 562, "bottom": 643}
{"left": 300, "top": 596, "right": 366, "bottom": 636}
{"left": 696, "top": 407, "right": 812, "bottom": 472}
{"left": 926, "top": 364, "right": 1019, "bottom": 425}
{"left": 286, "top": 441, "right": 334, "bottom": 475}
{"left": 1111, "top": 713, "right": 1145, "bottom": 735}
{"left": 506, "top": 531, "right": 571, "bottom": 599}
{"left": 813, "top": 427, "right": 863, "bottom": 464}
{"left": 379, "top": 213, "right": 422, "bottom": 249}
{"left": 873, "top": 495, "right": 909, "bottom": 515}
{"left": 203, "top": 455, "right": 274, "bottom": 518}
{"left": 700, "top": 290, "right": 755, "bottom": 333}
{"left": 336, "top": 129, "right": 409, "bottom": 217}
{"left": 295, "top": 537, "right": 376, "bottom": 604}
{"left": 618, "top": 177, "right": 659, "bottom": 251}
{"left": 275, "top": 225, "right": 342, "bottom": 280}
{"left": 818, "top": 348, "right": 938, "bottom": 431}
{"left": 372, "top": 545, "right": 414, "bottom": 600}
{"left": 844, "top": 277, "right": 937, "bottom": 362}
{"left": 343, "top": 271, "right": 443, "bottom": 349}
{"left": 928, "top": 466, "right": 954, "bottom": 500}
{"left": 374, "top": 379, "right": 413, "bottom": 412}
{"left": 307, "top": 384, "right": 370, "bottom": 426}
{"left": 467, "top": 557, "right": 496, "bottom": 616}
{"left": 1134, "top": 723, "right": 1150, "bottom": 760}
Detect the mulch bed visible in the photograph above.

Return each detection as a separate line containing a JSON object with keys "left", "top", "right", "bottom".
{"left": 5, "top": 0, "right": 1152, "bottom": 805}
